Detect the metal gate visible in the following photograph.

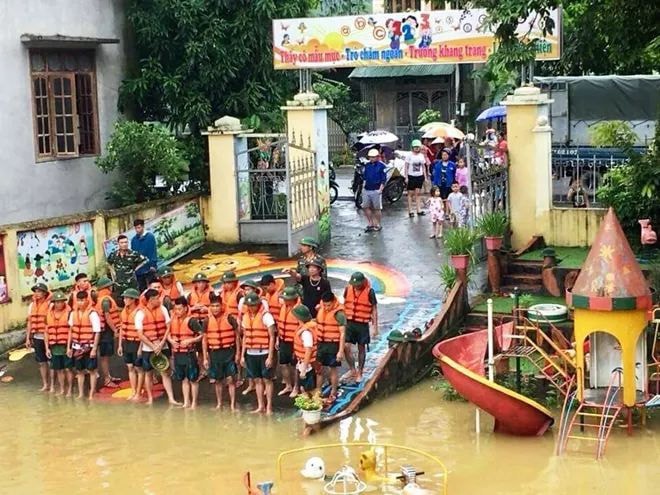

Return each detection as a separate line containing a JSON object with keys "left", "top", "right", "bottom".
{"left": 286, "top": 134, "right": 318, "bottom": 256}
{"left": 235, "top": 133, "right": 318, "bottom": 255}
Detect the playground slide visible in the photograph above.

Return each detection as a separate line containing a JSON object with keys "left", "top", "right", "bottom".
{"left": 432, "top": 329, "right": 554, "bottom": 436}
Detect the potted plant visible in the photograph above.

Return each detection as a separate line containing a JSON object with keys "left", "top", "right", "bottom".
{"left": 444, "top": 227, "right": 476, "bottom": 269}
{"left": 294, "top": 393, "right": 323, "bottom": 425}
{"left": 438, "top": 263, "right": 457, "bottom": 301}
{"left": 477, "top": 210, "right": 508, "bottom": 251}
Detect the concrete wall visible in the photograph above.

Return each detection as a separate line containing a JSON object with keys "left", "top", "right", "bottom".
{"left": 0, "top": 0, "right": 126, "bottom": 225}
{"left": 0, "top": 194, "right": 204, "bottom": 333}
{"left": 545, "top": 208, "right": 607, "bottom": 247}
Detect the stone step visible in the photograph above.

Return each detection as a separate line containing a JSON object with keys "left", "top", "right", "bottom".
{"left": 500, "top": 283, "right": 544, "bottom": 295}
{"left": 507, "top": 260, "right": 543, "bottom": 275}
{"left": 502, "top": 273, "right": 543, "bottom": 286}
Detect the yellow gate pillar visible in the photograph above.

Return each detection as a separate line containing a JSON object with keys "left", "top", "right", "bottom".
{"left": 501, "top": 86, "right": 553, "bottom": 250}
{"left": 202, "top": 116, "right": 250, "bottom": 243}
{"left": 282, "top": 93, "right": 333, "bottom": 245}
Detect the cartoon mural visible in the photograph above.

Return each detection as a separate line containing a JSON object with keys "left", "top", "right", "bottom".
{"left": 16, "top": 222, "right": 96, "bottom": 297}
{"left": 103, "top": 201, "right": 205, "bottom": 267}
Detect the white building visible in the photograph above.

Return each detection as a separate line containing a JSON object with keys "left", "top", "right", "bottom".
{"left": 0, "top": 0, "right": 125, "bottom": 225}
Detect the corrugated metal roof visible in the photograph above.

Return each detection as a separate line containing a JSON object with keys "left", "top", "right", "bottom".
{"left": 349, "top": 65, "right": 455, "bottom": 79}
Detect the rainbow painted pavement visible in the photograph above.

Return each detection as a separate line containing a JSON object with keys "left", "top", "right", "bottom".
{"left": 99, "top": 251, "right": 441, "bottom": 409}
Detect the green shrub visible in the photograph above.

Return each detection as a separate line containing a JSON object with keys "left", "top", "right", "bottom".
{"left": 444, "top": 227, "right": 478, "bottom": 255}
{"left": 477, "top": 210, "right": 508, "bottom": 237}
{"left": 96, "top": 121, "right": 189, "bottom": 206}
{"left": 293, "top": 393, "right": 323, "bottom": 411}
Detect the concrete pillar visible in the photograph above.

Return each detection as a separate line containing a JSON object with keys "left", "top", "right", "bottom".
{"left": 281, "top": 99, "right": 333, "bottom": 245}
{"left": 501, "top": 86, "right": 553, "bottom": 250}
{"left": 202, "top": 117, "right": 249, "bottom": 243}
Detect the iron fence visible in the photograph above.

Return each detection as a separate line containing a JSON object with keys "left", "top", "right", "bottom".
{"left": 237, "top": 135, "right": 288, "bottom": 221}
{"left": 242, "top": 169, "right": 288, "bottom": 220}
{"left": 551, "top": 147, "right": 636, "bottom": 207}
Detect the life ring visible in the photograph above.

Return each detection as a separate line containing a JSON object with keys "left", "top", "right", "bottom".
{"left": 527, "top": 303, "right": 568, "bottom": 323}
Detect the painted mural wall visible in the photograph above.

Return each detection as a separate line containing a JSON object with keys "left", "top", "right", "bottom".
{"left": 103, "top": 201, "right": 205, "bottom": 266}
{"left": 16, "top": 222, "right": 96, "bottom": 298}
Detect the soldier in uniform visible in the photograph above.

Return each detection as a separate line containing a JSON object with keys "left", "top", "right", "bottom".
{"left": 107, "top": 234, "right": 149, "bottom": 304}
{"left": 295, "top": 237, "right": 326, "bottom": 276}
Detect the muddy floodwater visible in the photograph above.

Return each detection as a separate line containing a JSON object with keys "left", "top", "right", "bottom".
{"left": 1, "top": 369, "right": 658, "bottom": 495}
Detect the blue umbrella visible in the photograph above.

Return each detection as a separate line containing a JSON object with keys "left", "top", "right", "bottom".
{"left": 476, "top": 105, "right": 506, "bottom": 122}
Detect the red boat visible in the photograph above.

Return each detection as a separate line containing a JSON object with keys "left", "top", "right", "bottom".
{"left": 432, "top": 329, "right": 554, "bottom": 436}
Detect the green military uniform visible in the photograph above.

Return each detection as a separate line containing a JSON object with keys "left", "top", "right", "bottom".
{"left": 107, "top": 249, "right": 148, "bottom": 300}
{"left": 295, "top": 237, "right": 326, "bottom": 277}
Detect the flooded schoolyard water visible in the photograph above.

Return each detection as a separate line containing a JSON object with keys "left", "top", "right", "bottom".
{"left": 1, "top": 366, "right": 658, "bottom": 494}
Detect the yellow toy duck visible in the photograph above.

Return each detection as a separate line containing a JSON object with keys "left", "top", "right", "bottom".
{"left": 358, "top": 449, "right": 395, "bottom": 484}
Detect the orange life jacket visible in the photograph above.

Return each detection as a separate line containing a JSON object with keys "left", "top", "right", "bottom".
{"left": 242, "top": 308, "right": 271, "bottom": 351}
{"left": 141, "top": 306, "right": 168, "bottom": 342}
{"left": 170, "top": 314, "right": 195, "bottom": 353}
{"left": 344, "top": 282, "right": 374, "bottom": 323}
{"left": 28, "top": 294, "right": 52, "bottom": 335}
{"left": 69, "top": 287, "right": 94, "bottom": 308}
{"left": 188, "top": 287, "right": 212, "bottom": 317}
{"left": 46, "top": 305, "right": 71, "bottom": 346}
{"left": 206, "top": 313, "right": 237, "bottom": 350}
{"left": 278, "top": 302, "right": 299, "bottom": 343}
{"left": 95, "top": 290, "right": 121, "bottom": 332}
{"left": 120, "top": 305, "right": 140, "bottom": 342}
{"left": 264, "top": 279, "right": 285, "bottom": 325}
{"left": 71, "top": 307, "right": 97, "bottom": 345}
{"left": 139, "top": 289, "right": 165, "bottom": 308}
{"left": 221, "top": 284, "right": 242, "bottom": 317}
{"left": 316, "top": 301, "right": 344, "bottom": 343}
{"left": 161, "top": 278, "right": 182, "bottom": 301}
{"left": 293, "top": 321, "right": 318, "bottom": 362}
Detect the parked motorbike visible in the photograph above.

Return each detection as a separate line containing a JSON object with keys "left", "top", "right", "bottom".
{"left": 329, "top": 162, "right": 339, "bottom": 205}
{"left": 351, "top": 157, "right": 405, "bottom": 209}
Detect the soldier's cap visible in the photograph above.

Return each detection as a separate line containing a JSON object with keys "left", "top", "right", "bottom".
{"left": 349, "top": 272, "right": 366, "bottom": 286}
{"left": 192, "top": 272, "right": 209, "bottom": 283}
{"left": 95, "top": 277, "right": 114, "bottom": 290}
{"left": 121, "top": 288, "right": 140, "bottom": 299}
{"left": 259, "top": 274, "right": 275, "bottom": 286}
{"left": 31, "top": 283, "right": 49, "bottom": 293}
{"left": 305, "top": 256, "right": 325, "bottom": 270}
{"left": 240, "top": 279, "right": 259, "bottom": 290}
{"left": 158, "top": 266, "right": 174, "bottom": 276}
{"left": 281, "top": 286, "right": 299, "bottom": 301}
{"left": 292, "top": 304, "right": 312, "bottom": 322}
{"left": 50, "top": 291, "right": 68, "bottom": 302}
{"left": 221, "top": 271, "right": 238, "bottom": 283}
{"left": 244, "top": 292, "right": 261, "bottom": 306}
{"left": 299, "top": 237, "right": 319, "bottom": 249}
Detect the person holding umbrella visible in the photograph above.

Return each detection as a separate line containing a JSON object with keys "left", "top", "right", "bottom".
{"left": 404, "top": 139, "right": 428, "bottom": 217}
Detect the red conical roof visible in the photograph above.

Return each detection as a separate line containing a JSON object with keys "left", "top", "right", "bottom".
{"left": 567, "top": 208, "right": 652, "bottom": 311}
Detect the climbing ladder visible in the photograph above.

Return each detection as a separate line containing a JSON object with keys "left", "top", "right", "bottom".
{"left": 501, "top": 310, "right": 576, "bottom": 397}
{"left": 557, "top": 369, "right": 623, "bottom": 459}
{"left": 647, "top": 307, "right": 660, "bottom": 402}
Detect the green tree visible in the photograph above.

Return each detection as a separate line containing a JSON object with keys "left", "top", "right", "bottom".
{"left": 589, "top": 121, "right": 637, "bottom": 149}
{"left": 552, "top": 0, "right": 660, "bottom": 75}
{"left": 417, "top": 109, "right": 443, "bottom": 126}
{"left": 120, "top": 0, "right": 314, "bottom": 133}
{"left": 313, "top": 77, "right": 370, "bottom": 145}
{"left": 96, "top": 121, "right": 189, "bottom": 206}
{"left": 597, "top": 124, "right": 660, "bottom": 243}
{"left": 153, "top": 217, "right": 176, "bottom": 248}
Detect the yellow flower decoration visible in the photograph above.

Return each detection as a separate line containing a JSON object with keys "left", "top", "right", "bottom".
{"left": 599, "top": 244, "right": 614, "bottom": 262}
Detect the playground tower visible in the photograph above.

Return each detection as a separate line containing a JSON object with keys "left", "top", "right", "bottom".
{"left": 567, "top": 208, "right": 653, "bottom": 407}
